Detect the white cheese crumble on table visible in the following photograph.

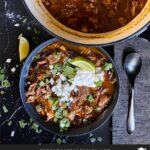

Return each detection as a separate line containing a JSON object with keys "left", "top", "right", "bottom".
{"left": 14, "top": 23, "right": 20, "bottom": 27}
{"left": 6, "top": 58, "right": 12, "bottom": 63}
{"left": 51, "top": 67, "right": 105, "bottom": 104}
{"left": 11, "top": 67, "right": 16, "bottom": 72}
{"left": 11, "top": 130, "right": 15, "bottom": 137}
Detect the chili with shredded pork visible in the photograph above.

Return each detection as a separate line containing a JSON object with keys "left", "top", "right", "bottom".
{"left": 26, "top": 42, "right": 116, "bottom": 131}
{"left": 41, "top": 0, "right": 147, "bottom": 33}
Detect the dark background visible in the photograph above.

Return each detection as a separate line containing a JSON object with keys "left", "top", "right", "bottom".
{"left": 0, "top": 0, "right": 149, "bottom": 144}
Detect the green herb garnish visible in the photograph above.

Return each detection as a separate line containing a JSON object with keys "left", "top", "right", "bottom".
{"left": 34, "top": 54, "right": 40, "bottom": 61}
{"left": 59, "top": 118, "right": 70, "bottom": 130}
{"left": 52, "top": 63, "right": 63, "bottom": 75}
{"left": 63, "top": 64, "right": 76, "bottom": 79}
{"left": 31, "top": 123, "right": 42, "bottom": 133}
{"left": 0, "top": 67, "right": 11, "bottom": 88}
{"left": 2, "top": 105, "right": 8, "bottom": 113}
{"left": 0, "top": 74, "right": 5, "bottom": 81}
{"left": 8, "top": 121, "right": 12, "bottom": 126}
{"left": 56, "top": 138, "right": 62, "bottom": 144}
{"left": 55, "top": 109, "right": 63, "bottom": 119}
{"left": 94, "top": 80, "right": 102, "bottom": 87}
{"left": 1, "top": 80, "right": 11, "bottom": 88}
{"left": 63, "top": 110, "right": 68, "bottom": 117}
{"left": 39, "top": 81, "right": 45, "bottom": 87}
{"left": 18, "top": 120, "right": 27, "bottom": 128}
{"left": 0, "top": 90, "right": 5, "bottom": 95}
{"left": 87, "top": 95, "right": 94, "bottom": 103}
{"left": 102, "top": 63, "right": 113, "bottom": 71}
{"left": 95, "top": 107, "right": 101, "bottom": 113}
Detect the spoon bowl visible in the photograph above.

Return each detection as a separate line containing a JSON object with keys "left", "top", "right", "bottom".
{"left": 124, "top": 52, "right": 142, "bottom": 134}
{"left": 124, "top": 53, "right": 142, "bottom": 82}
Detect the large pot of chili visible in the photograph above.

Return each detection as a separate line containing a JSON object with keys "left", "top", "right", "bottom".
{"left": 23, "top": 0, "right": 150, "bottom": 46}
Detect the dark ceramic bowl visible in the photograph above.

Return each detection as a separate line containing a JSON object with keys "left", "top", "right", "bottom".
{"left": 20, "top": 38, "right": 120, "bottom": 136}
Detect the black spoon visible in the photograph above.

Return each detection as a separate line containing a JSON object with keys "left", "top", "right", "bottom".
{"left": 124, "top": 53, "right": 142, "bottom": 134}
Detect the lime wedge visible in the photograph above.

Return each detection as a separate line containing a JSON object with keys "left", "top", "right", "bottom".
{"left": 19, "top": 36, "right": 30, "bottom": 62}
{"left": 70, "top": 56, "right": 96, "bottom": 72}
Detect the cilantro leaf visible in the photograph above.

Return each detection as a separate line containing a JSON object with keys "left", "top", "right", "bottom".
{"left": 18, "top": 120, "right": 27, "bottom": 128}
{"left": 87, "top": 95, "right": 94, "bottom": 103}
{"left": 94, "top": 80, "right": 102, "bottom": 87}
{"left": 102, "top": 63, "right": 113, "bottom": 71}
{"left": 63, "top": 64, "right": 76, "bottom": 79}
{"left": 52, "top": 63, "right": 63, "bottom": 75}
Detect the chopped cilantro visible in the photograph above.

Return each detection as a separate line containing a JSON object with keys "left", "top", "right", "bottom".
{"left": 43, "top": 73, "right": 49, "bottom": 79}
{"left": 102, "top": 63, "right": 113, "bottom": 71}
{"left": 52, "top": 63, "right": 63, "bottom": 75}
{"left": 55, "top": 109, "right": 63, "bottom": 119}
{"left": 95, "top": 107, "right": 101, "bottom": 113}
{"left": 0, "top": 74, "right": 5, "bottom": 81}
{"left": 30, "top": 118, "right": 33, "bottom": 123}
{"left": 31, "top": 123, "right": 42, "bottom": 133}
{"left": 1, "top": 80, "right": 11, "bottom": 88}
{"left": 0, "top": 68, "right": 4, "bottom": 74}
{"left": 39, "top": 81, "right": 45, "bottom": 87}
{"left": 18, "top": 120, "right": 27, "bottom": 128}
{"left": 36, "top": 105, "right": 42, "bottom": 113}
{"left": 8, "top": 121, "right": 12, "bottom": 126}
{"left": 0, "top": 67, "right": 11, "bottom": 88}
{"left": 2, "top": 105, "right": 8, "bottom": 113}
{"left": 87, "top": 95, "right": 94, "bottom": 103}
{"left": 63, "top": 110, "right": 68, "bottom": 117}
{"left": 22, "top": 18, "right": 27, "bottom": 24}
{"left": 63, "top": 64, "right": 76, "bottom": 79}
{"left": 34, "top": 54, "right": 40, "bottom": 61}
{"left": 59, "top": 118, "right": 70, "bottom": 130}
{"left": 56, "top": 138, "right": 62, "bottom": 144}
{"left": 53, "top": 51, "right": 61, "bottom": 56}
{"left": 94, "top": 80, "right": 102, "bottom": 87}
{"left": 0, "top": 90, "right": 5, "bottom": 95}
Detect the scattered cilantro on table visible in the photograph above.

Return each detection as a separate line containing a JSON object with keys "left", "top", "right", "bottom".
{"left": 0, "top": 67, "right": 11, "bottom": 89}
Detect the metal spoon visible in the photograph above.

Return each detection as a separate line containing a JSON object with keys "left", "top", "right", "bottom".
{"left": 124, "top": 53, "right": 142, "bottom": 134}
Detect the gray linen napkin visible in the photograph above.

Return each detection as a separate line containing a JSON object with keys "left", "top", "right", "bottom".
{"left": 112, "top": 37, "right": 150, "bottom": 144}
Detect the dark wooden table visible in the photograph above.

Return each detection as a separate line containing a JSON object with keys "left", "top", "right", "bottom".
{"left": 0, "top": 0, "right": 149, "bottom": 144}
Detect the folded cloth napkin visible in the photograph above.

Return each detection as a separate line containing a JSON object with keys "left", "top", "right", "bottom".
{"left": 112, "top": 37, "right": 150, "bottom": 144}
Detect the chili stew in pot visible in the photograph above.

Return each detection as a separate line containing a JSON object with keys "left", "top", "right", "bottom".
{"left": 41, "top": 0, "right": 147, "bottom": 33}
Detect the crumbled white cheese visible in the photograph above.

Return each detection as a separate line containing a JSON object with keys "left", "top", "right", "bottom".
{"left": 60, "top": 74, "right": 66, "bottom": 81}
{"left": 52, "top": 79, "right": 76, "bottom": 103}
{"left": 11, "top": 130, "right": 15, "bottom": 137}
{"left": 49, "top": 65, "right": 53, "bottom": 69}
{"left": 14, "top": 23, "right": 19, "bottom": 27}
{"left": 51, "top": 67, "right": 105, "bottom": 104}
{"left": 50, "top": 78, "right": 54, "bottom": 85}
{"left": 11, "top": 67, "right": 16, "bottom": 72}
{"left": 6, "top": 58, "right": 12, "bottom": 63}
{"left": 73, "top": 67, "right": 105, "bottom": 88}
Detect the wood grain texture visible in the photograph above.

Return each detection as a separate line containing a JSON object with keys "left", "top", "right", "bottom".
{"left": 113, "top": 37, "right": 150, "bottom": 144}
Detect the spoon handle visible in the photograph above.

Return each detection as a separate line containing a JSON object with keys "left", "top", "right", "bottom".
{"left": 127, "top": 85, "right": 135, "bottom": 134}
